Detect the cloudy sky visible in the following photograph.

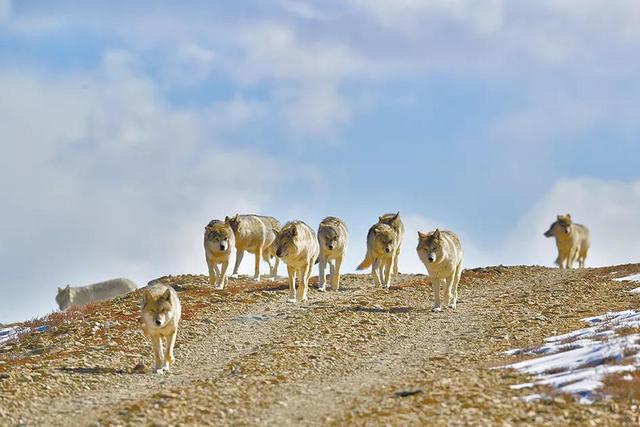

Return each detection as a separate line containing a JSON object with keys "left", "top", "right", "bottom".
{"left": 1, "top": 0, "right": 639, "bottom": 322}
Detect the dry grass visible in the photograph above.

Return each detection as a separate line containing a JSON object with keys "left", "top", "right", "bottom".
{"left": 602, "top": 370, "right": 640, "bottom": 401}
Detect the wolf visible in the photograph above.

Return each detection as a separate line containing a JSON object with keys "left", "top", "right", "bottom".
{"left": 56, "top": 278, "right": 137, "bottom": 311}
{"left": 204, "top": 219, "right": 235, "bottom": 289}
{"left": 378, "top": 212, "right": 405, "bottom": 275}
{"left": 317, "top": 216, "right": 349, "bottom": 291}
{"left": 226, "top": 214, "right": 281, "bottom": 281}
{"left": 141, "top": 284, "right": 181, "bottom": 374}
{"left": 417, "top": 229, "right": 463, "bottom": 312}
{"left": 544, "top": 214, "right": 591, "bottom": 269}
{"left": 273, "top": 220, "right": 319, "bottom": 303}
{"left": 356, "top": 222, "right": 400, "bottom": 289}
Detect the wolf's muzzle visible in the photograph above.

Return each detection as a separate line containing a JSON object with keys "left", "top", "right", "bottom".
{"left": 428, "top": 254, "right": 436, "bottom": 262}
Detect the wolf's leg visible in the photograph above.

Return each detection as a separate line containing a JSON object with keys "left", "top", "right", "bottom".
{"left": 232, "top": 249, "right": 244, "bottom": 276}
{"left": 317, "top": 252, "right": 327, "bottom": 292}
{"left": 217, "top": 260, "right": 230, "bottom": 289}
{"left": 272, "top": 256, "right": 280, "bottom": 279}
{"left": 432, "top": 278, "right": 443, "bottom": 312}
{"left": 253, "top": 247, "right": 262, "bottom": 281}
{"left": 567, "top": 248, "right": 578, "bottom": 270}
{"left": 287, "top": 266, "right": 297, "bottom": 303}
{"left": 371, "top": 259, "right": 382, "bottom": 287}
{"left": 383, "top": 256, "right": 393, "bottom": 289}
{"left": 450, "top": 261, "right": 463, "bottom": 309}
{"left": 206, "top": 259, "right": 218, "bottom": 287}
{"left": 332, "top": 256, "right": 343, "bottom": 290}
{"left": 393, "top": 247, "right": 400, "bottom": 275}
{"left": 151, "top": 335, "right": 164, "bottom": 373}
{"left": 163, "top": 331, "right": 177, "bottom": 371}
{"left": 297, "top": 266, "right": 310, "bottom": 301}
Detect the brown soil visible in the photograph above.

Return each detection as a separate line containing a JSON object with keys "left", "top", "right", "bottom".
{"left": 2, "top": 264, "right": 640, "bottom": 426}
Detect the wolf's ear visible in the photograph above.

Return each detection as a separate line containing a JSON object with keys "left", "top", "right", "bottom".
{"left": 142, "top": 289, "right": 153, "bottom": 303}
{"left": 566, "top": 213, "right": 571, "bottom": 218}
{"left": 393, "top": 212, "right": 400, "bottom": 220}
{"left": 433, "top": 229, "right": 441, "bottom": 240}
{"left": 291, "top": 226, "right": 298, "bottom": 237}
{"left": 160, "top": 288, "right": 172, "bottom": 302}
{"left": 224, "top": 216, "right": 230, "bottom": 223}
{"left": 233, "top": 214, "right": 239, "bottom": 222}
{"left": 65, "top": 285, "right": 70, "bottom": 291}
{"left": 378, "top": 215, "right": 383, "bottom": 222}
{"left": 57, "top": 287, "right": 62, "bottom": 293}
{"left": 557, "top": 215, "right": 563, "bottom": 220}
{"left": 417, "top": 231, "right": 428, "bottom": 239}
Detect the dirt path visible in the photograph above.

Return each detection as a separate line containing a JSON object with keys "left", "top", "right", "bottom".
{"left": 2, "top": 265, "right": 640, "bottom": 425}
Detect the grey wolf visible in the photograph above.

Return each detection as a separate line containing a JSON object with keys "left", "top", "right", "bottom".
{"left": 141, "top": 284, "right": 182, "bottom": 374}
{"left": 204, "top": 219, "right": 235, "bottom": 289}
{"left": 356, "top": 222, "right": 400, "bottom": 289}
{"left": 273, "top": 220, "right": 319, "bottom": 303}
{"left": 226, "top": 214, "right": 281, "bottom": 281}
{"left": 544, "top": 214, "right": 591, "bottom": 269}
{"left": 56, "top": 278, "right": 137, "bottom": 311}
{"left": 317, "top": 216, "right": 349, "bottom": 291}
{"left": 417, "top": 229, "right": 463, "bottom": 312}
{"left": 378, "top": 212, "right": 405, "bottom": 275}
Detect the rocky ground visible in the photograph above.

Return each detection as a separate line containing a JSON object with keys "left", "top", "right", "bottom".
{"left": 2, "top": 264, "right": 640, "bottom": 426}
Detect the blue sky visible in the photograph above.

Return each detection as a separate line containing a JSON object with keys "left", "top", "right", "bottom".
{"left": 1, "top": 0, "right": 640, "bottom": 322}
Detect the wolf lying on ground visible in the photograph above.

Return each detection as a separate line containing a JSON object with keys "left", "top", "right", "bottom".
{"left": 357, "top": 222, "right": 400, "bottom": 289}
{"left": 378, "top": 212, "right": 404, "bottom": 275}
{"left": 273, "top": 220, "right": 319, "bottom": 303}
{"left": 55, "top": 278, "right": 137, "bottom": 311}
{"left": 204, "top": 219, "right": 235, "bottom": 289}
{"left": 226, "top": 214, "right": 281, "bottom": 281}
{"left": 317, "top": 216, "right": 349, "bottom": 291}
{"left": 417, "top": 229, "right": 463, "bottom": 312}
{"left": 544, "top": 214, "right": 591, "bottom": 269}
{"left": 141, "top": 284, "right": 181, "bottom": 374}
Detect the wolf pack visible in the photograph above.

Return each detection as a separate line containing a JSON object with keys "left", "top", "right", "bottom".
{"left": 55, "top": 212, "right": 591, "bottom": 374}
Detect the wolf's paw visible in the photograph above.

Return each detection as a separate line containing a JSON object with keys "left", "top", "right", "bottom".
{"left": 286, "top": 298, "right": 297, "bottom": 304}
{"left": 230, "top": 273, "right": 239, "bottom": 279}
{"left": 448, "top": 302, "right": 457, "bottom": 309}
{"left": 154, "top": 367, "right": 165, "bottom": 374}
{"left": 384, "top": 284, "right": 391, "bottom": 290}
{"left": 214, "top": 284, "right": 224, "bottom": 290}
{"left": 432, "top": 305, "right": 442, "bottom": 313}
{"left": 317, "top": 285, "right": 326, "bottom": 292}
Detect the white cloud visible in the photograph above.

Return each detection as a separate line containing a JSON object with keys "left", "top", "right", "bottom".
{"left": 502, "top": 178, "right": 640, "bottom": 267}
{"left": 0, "top": 52, "right": 298, "bottom": 322}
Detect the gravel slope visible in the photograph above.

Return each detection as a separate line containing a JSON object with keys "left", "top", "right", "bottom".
{"left": 2, "top": 264, "right": 640, "bottom": 426}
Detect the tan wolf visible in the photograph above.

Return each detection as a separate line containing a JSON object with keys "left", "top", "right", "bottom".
{"left": 317, "top": 216, "right": 349, "bottom": 291}
{"left": 226, "top": 214, "right": 281, "bottom": 281}
{"left": 273, "top": 220, "right": 319, "bottom": 303}
{"left": 56, "top": 278, "right": 137, "bottom": 311}
{"left": 378, "top": 212, "right": 405, "bottom": 275}
{"left": 141, "top": 284, "right": 181, "bottom": 374}
{"left": 356, "top": 222, "right": 400, "bottom": 289}
{"left": 544, "top": 214, "right": 591, "bottom": 269}
{"left": 204, "top": 219, "right": 235, "bottom": 289}
{"left": 417, "top": 229, "right": 463, "bottom": 312}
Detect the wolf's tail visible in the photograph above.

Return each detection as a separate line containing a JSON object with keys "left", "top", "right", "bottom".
{"left": 356, "top": 255, "right": 373, "bottom": 271}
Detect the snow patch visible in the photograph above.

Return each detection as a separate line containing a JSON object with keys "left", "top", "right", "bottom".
{"left": 613, "top": 274, "right": 640, "bottom": 282}
{"left": 0, "top": 326, "right": 26, "bottom": 347}
{"left": 502, "top": 309, "right": 640, "bottom": 403}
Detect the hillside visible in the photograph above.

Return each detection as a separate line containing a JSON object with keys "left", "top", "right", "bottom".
{"left": 2, "top": 265, "right": 640, "bottom": 425}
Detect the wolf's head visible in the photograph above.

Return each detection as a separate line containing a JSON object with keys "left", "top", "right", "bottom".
{"left": 205, "top": 220, "right": 233, "bottom": 252}
{"left": 320, "top": 227, "right": 340, "bottom": 251}
{"left": 416, "top": 229, "right": 444, "bottom": 264}
{"left": 544, "top": 214, "right": 573, "bottom": 237}
{"left": 274, "top": 223, "right": 299, "bottom": 258}
{"left": 142, "top": 288, "right": 175, "bottom": 328}
{"left": 55, "top": 285, "right": 72, "bottom": 311}
{"left": 371, "top": 223, "right": 397, "bottom": 255}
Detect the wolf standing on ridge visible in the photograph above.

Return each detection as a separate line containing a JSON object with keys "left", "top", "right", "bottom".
{"left": 357, "top": 222, "right": 400, "bottom": 289}
{"left": 55, "top": 278, "right": 137, "bottom": 311}
{"left": 417, "top": 229, "right": 463, "bottom": 312}
{"left": 378, "top": 212, "right": 404, "bottom": 275}
{"left": 226, "top": 214, "right": 281, "bottom": 281}
{"left": 317, "top": 216, "right": 349, "bottom": 291}
{"left": 141, "top": 284, "right": 181, "bottom": 374}
{"left": 273, "top": 221, "right": 319, "bottom": 303}
{"left": 204, "top": 219, "right": 235, "bottom": 289}
{"left": 544, "top": 214, "right": 590, "bottom": 269}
